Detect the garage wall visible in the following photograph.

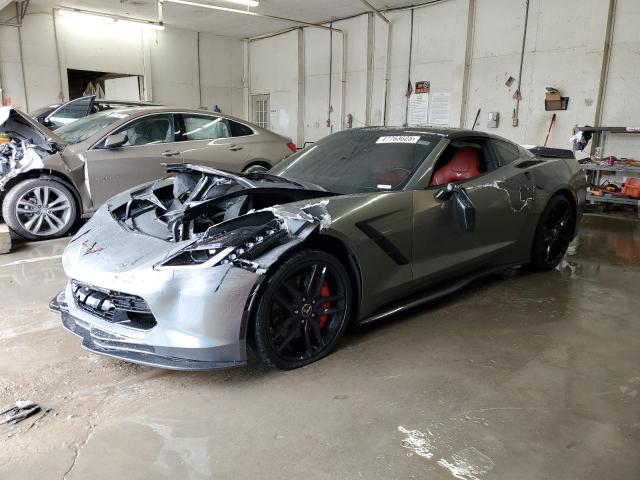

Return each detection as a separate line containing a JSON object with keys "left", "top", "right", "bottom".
{"left": 0, "top": 13, "right": 60, "bottom": 111}
{"left": 0, "top": 10, "right": 245, "bottom": 117}
{"left": 464, "top": 0, "right": 609, "bottom": 148}
{"left": 302, "top": 16, "right": 367, "bottom": 143}
{"left": 600, "top": 0, "right": 640, "bottom": 157}
{"left": 2, "top": 0, "right": 639, "bottom": 155}
{"left": 199, "top": 32, "right": 245, "bottom": 116}
{"left": 248, "top": 30, "right": 299, "bottom": 143}
{"left": 385, "top": 1, "right": 469, "bottom": 128}
{"left": 249, "top": 0, "right": 639, "bottom": 154}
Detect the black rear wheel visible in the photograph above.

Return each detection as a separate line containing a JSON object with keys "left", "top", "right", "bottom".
{"left": 529, "top": 195, "right": 575, "bottom": 271}
{"left": 253, "top": 249, "right": 352, "bottom": 369}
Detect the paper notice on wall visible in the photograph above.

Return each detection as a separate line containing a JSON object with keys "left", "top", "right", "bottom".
{"left": 429, "top": 92, "right": 451, "bottom": 125}
{"left": 408, "top": 93, "right": 429, "bottom": 126}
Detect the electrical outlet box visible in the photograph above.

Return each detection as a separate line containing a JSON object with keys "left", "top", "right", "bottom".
{"left": 487, "top": 112, "right": 499, "bottom": 128}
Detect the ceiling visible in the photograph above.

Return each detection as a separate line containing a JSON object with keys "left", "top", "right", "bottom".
{"left": 21, "top": 0, "right": 422, "bottom": 37}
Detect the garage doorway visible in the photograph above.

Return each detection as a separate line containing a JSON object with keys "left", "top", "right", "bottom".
{"left": 67, "top": 69, "right": 142, "bottom": 101}
{"left": 252, "top": 94, "right": 270, "bottom": 129}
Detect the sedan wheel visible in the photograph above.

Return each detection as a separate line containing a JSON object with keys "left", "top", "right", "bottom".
{"left": 243, "top": 164, "right": 269, "bottom": 174}
{"left": 2, "top": 179, "right": 78, "bottom": 240}
{"left": 253, "top": 250, "right": 352, "bottom": 369}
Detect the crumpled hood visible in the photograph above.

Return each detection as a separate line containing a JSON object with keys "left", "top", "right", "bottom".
{"left": 63, "top": 165, "right": 335, "bottom": 278}
{"left": 0, "top": 106, "right": 65, "bottom": 148}
{"left": 62, "top": 205, "right": 190, "bottom": 286}
{"left": 1, "top": 107, "right": 66, "bottom": 188}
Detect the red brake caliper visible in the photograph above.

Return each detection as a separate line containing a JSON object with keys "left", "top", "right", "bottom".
{"left": 317, "top": 282, "right": 330, "bottom": 328}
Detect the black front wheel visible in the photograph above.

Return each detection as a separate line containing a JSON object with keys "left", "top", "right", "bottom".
{"left": 253, "top": 249, "right": 353, "bottom": 369}
{"left": 528, "top": 195, "right": 575, "bottom": 271}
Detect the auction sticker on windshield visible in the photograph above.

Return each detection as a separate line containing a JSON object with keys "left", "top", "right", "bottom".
{"left": 376, "top": 136, "right": 421, "bottom": 144}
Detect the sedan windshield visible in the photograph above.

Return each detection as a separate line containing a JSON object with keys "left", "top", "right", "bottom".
{"left": 55, "top": 112, "right": 131, "bottom": 144}
{"left": 270, "top": 130, "right": 442, "bottom": 194}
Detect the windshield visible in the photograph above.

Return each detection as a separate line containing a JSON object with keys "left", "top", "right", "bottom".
{"left": 55, "top": 112, "right": 130, "bottom": 144}
{"left": 270, "top": 130, "right": 442, "bottom": 194}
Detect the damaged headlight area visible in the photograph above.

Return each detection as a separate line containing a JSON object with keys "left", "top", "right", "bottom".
{"left": 156, "top": 211, "right": 288, "bottom": 270}
{"left": 1, "top": 107, "right": 60, "bottom": 184}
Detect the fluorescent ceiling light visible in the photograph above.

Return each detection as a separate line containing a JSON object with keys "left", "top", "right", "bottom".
{"left": 216, "top": 0, "right": 259, "bottom": 6}
{"left": 56, "top": 8, "right": 164, "bottom": 30}
{"left": 162, "top": 0, "right": 333, "bottom": 30}
{"left": 163, "top": 0, "right": 258, "bottom": 14}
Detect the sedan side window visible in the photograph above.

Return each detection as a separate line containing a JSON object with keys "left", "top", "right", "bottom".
{"left": 489, "top": 139, "right": 520, "bottom": 166}
{"left": 99, "top": 114, "right": 175, "bottom": 148}
{"left": 228, "top": 120, "right": 254, "bottom": 137}
{"left": 182, "top": 115, "right": 231, "bottom": 140}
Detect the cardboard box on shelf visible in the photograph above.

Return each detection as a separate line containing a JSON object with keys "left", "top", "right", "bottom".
{"left": 545, "top": 88, "right": 561, "bottom": 101}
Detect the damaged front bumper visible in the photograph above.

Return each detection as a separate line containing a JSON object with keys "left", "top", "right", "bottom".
{"left": 49, "top": 269, "right": 258, "bottom": 370}
{"left": 52, "top": 166, "right": 330, "bottom": 369}
{"left": 50, "top": 291, "right": 246, "bottom": 370}
{"left": 52, "top": 223, "right": 264, "bottom": 370}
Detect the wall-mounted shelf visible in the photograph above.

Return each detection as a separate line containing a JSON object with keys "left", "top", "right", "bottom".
{"left": 580, "top": 164, "right": 640, "bottom": 173}
{"left": 582, "top": 163, "right": 640, "bottom": 216}
{"left": 575, "top": 125, "right": 640, "bottom": 157}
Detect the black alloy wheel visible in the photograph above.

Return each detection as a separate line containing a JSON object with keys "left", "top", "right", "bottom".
{"left": 529, "top": 195, "right": 575, "bottom": 271}
{"left": 253, "top": 249, "right": 352, "bottom": 369}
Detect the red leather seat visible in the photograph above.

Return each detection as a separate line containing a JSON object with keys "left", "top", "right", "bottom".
{"left": 430, "top": 147, "right": 481, "bottom": 186}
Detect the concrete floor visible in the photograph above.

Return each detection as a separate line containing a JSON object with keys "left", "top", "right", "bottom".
{"left": 0, "top": 214, "right": 639, "bottom": 479}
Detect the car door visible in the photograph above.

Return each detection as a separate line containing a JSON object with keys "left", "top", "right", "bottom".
{"left": 83, "top": 113, "right": 179, "bottom": 207}
{"left": 176, "top": 113, "right": 249, "bottom": 170}
{"left": 411, "top": 136, "right": 535, "bottom": 286}
{"left": 45, "top": 96, "right": 95, "bottom": 129}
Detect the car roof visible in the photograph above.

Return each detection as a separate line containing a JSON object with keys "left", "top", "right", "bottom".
{"left": 87, "top": 106, "right": 258, "bottom": 126}
{"left": 64, "top": 106, "right": 284, "bottom": 148}
{"left": 94, "top": 100, "right": 160, "bottom": 106}
{"left": 355, "top": 126, "right": 493, "bottom": 139}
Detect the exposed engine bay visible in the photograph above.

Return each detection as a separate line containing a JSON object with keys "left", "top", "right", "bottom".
{"left": 0, "top": 107, "right": 59, "bottom": 188}
{"left": 106, "top": 164, "right": 335, "bottom": 273}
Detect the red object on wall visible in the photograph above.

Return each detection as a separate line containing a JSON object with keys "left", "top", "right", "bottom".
{"left": 2, "top": 98, "right": 11, "bottom": 106}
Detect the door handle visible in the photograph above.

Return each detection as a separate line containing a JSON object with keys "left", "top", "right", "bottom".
{"left": 228, "top": 145, "right": 243, "bottom": 151}
{"left": 162, "top": 150, "right": 181, "bottom": 157}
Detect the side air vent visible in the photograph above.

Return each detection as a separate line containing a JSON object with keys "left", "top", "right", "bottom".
{"left": 524, "top": 146, "right": 574, "bottom": 159}
{"left": 516, "top": 160, "right": 546, "bottom": 169}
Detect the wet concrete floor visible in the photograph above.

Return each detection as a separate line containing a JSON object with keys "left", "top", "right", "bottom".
{"left": 0, "top": 214, "right": 639, "bottom": 479}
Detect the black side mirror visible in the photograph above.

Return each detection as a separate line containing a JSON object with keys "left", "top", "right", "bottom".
{"left": 435, "top": 183, "right": 476, "bottom": 232}
{"left": 435, "top": 182, "right": 456, "bottom": 201}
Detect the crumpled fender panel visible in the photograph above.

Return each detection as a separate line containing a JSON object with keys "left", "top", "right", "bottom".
{"left": 0, "top": 107, "right": 61, "bottom": 191}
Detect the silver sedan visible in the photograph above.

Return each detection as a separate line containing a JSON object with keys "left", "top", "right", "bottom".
{"left": 0, "top": 106, "right": 296, "bottom": 240}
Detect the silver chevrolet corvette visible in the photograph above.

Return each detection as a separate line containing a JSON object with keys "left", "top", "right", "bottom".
{"left": 51, "top": 128, "right": 585, "bottom": 370}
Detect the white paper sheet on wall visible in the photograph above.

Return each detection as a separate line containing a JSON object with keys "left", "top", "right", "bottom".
{"left": 430, "top": 92, "right": 451, "bottom": 125}
{"left": 408, "top": 93, "right": 429, "bottom": 126}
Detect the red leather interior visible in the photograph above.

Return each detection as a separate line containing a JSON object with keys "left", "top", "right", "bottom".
{"left": 430, "top": 147, "right": 481, "bottom": 186}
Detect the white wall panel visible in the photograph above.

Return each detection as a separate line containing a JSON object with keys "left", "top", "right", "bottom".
{"left": 148, "top": 27, "right": 200, "bottom": 108}
{"left": 601, "top": 0, "right": 640, "bottom": 157}
{"left": 249, "top": 30, "right": 299, "bottom": 142}
{"left": 0, "top": 13, "right": 244, "bottom": 115}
